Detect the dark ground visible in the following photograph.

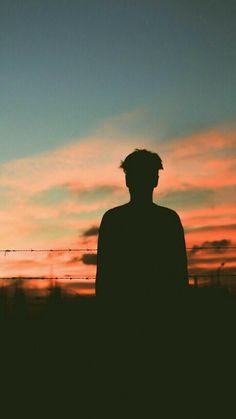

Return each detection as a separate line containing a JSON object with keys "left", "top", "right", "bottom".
{"left": 0, "top": 285, "right": 236, "bottom": 418}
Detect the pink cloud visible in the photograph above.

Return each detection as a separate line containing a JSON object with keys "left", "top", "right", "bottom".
{"left": 158, "top": 126, "right": 236, "bottom": 192}
{"left": 0, "top": 119, "right": 235, "bottom": 285}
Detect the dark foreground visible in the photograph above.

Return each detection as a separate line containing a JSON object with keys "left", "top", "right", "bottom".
{"left": 1, "top": 285, "right": 236, "bottom": 418}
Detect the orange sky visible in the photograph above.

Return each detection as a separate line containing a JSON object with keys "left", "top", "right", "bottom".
{"left": 0, "top": 121, "right": 235, "bottom": 293}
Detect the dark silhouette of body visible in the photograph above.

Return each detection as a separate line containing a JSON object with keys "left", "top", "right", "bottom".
{"left": 96, "top": 149, "right": 188, "bottom": 306}
{"left": 95, "top": 150, "right": 189, "bottom": 407}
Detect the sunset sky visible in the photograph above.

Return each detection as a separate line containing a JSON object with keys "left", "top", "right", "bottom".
{"left": 1, "top": 0, "right": 235, "bottom": 287}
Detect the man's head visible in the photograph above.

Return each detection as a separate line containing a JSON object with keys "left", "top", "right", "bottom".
{"left": 120, "top": 149, "right": 163, "bottom": 191}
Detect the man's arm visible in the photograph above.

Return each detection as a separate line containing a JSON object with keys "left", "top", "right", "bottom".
{"left": 95, "top": 212, "right": 113, "bottom": 299}
{"left": 170, "top": 213, "right": 189, "bottom": 288}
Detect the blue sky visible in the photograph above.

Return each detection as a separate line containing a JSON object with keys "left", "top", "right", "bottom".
{"left": 0, "top": 1, "right": 235, "bottom": 281}
{"left": 1, "top": 0, "right": 236, "bottom": 161}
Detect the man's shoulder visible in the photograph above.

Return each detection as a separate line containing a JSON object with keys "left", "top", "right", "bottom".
{"left": 99, "top": 204, "right": 130, "bottom": 231}
{"left": 103, "top": 203, "right": 180, "bottom": 220}
{"left": 154, "top": 204, "right": 180, "bottom": 219}
{"left": 102, "top": 203, "right": 130, "bottom": 219}
{"left": 155, "top": 205, "right": 183, "bottom": 229}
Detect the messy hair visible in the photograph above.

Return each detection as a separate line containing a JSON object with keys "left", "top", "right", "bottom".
{"left": 120, "top": 149, "right": 163, "bottom": 174}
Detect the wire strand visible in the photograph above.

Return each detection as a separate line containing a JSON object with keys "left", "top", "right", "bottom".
{"left": 0, "top": 274, "right": 236, "bottom": 280}
{"left": 0, "top": 276, "right": 94, "bottom": 280}
{"left": 0, "top": 246, "right": 236, "bottom": 253}
{"left": 0, "top": 248, "right": 97, "bottom": 253}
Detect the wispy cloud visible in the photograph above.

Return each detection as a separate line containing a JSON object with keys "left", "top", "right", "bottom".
{"left": 189, "top": 240, "right": 232, "bottom": 255}
{"left": 81, "top": 254, "right": 97, "bottom": 265}
{"left": 186, "top": 224, "right": 236, "bottom": 233}
{"left": 0, "top": 117, "right": 235, "bottom": 279}
{"left": 82, "top": 226, "right": 99, "bottom": 237}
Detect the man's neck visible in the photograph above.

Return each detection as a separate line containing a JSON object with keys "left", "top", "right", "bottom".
{"left": 129, "top": 190, "right": 154, "bottom": 206}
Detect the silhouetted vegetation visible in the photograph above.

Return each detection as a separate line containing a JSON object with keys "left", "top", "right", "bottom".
{"left": 0, "top": 284, "right": 236, "bottom": 416}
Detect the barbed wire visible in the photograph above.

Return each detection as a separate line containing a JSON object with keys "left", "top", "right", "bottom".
{"left": 188, "top": 274, "right": 236, "bottom": 277}
{"left": 187, "top": 246, "right": 236, "bottom": 250}
{"left": 0, "top": 247, "right": 235, "bottom": 281}
{"left": 0, "top": 274, "right": 235, "bottom": 281}
{"left": 0, "top": 246, "right": 236, "bottom": 254}
{"left": 0, "top": 248, "right": 97, "bottom": 254}
{"left": 0, "top": 276, "right": 94, "bottom": 280}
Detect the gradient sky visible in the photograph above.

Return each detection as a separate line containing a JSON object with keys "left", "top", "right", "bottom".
{"left": 1, "top": 0, "right": 236, "bottom": 285}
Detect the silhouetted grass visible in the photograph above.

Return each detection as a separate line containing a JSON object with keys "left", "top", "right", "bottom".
{"left": 1, "top": 284, "right": 236, "bottom": 416}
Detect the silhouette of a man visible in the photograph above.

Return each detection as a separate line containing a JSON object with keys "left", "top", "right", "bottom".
{"left": 96, "top": 149, "right": 188, "bottom": 307}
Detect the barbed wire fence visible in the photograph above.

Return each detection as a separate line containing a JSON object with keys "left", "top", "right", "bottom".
{"left": 0, "top": 246, "right": 236, "bottom": 253}
{"left": 0, "top": 247, "right": 235, "bottom": 281}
